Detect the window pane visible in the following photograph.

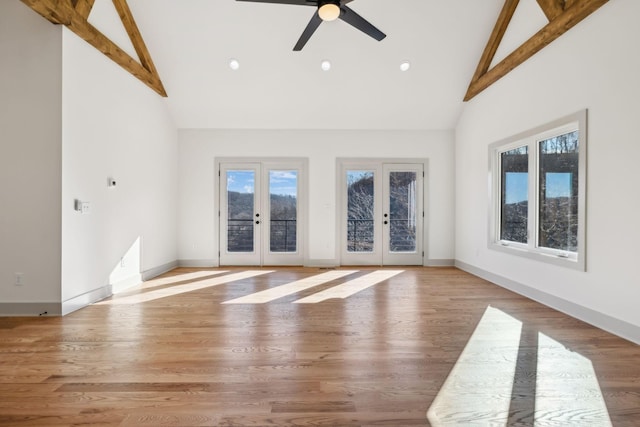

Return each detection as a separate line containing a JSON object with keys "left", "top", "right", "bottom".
{"left": 389, "top": 171, "right": 417, "bottom": 252}
{"left": 347, "top": 171, "right": 374, "bottom": 252}
{"left": 269, "top": 170, "right": 297, "bottom": 253}
{"left": 226, "top": 170, "right": 255, "bottom": 252}
{"left": 538, "top": 131, "right": 579, "bottom": 251}
{"left": 500, "top": 146, "right": 528, "bottom": 243}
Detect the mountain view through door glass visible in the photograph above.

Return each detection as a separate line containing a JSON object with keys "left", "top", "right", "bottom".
{"left": 226, "top": 170, "right": 255, "bottom": 252}
{"left": 269, "top": 170, "right": 297, "bottom": 253}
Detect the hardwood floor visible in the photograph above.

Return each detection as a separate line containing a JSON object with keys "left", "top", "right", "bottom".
{"left": 0, "top": 267, "right": 638, "bottom": 426}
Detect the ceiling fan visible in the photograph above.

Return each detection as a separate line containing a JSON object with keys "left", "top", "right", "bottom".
{"left": 236, "top": 0, "right": 386, "bottom": 51}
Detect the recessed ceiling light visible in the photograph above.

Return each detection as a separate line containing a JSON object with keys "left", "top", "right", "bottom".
{"left": 321, "top": 60, "right": 331, "bottom": 71}
{"left": 400, "top": 61, "right": 411, "bottom": 72}
{"left": 229, "top": 59, "right": 240, "bottom": 71}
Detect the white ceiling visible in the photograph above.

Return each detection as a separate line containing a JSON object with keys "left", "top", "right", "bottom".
{"left": 109, "top": 0, "right": 507, "bottom": 130}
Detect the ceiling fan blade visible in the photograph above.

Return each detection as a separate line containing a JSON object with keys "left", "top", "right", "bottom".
{"left": 235, "top": 0, "right": 315, "bottom": 6}
{"left": 293, "top": 12, "right": 323, "bottom": 51}
{"left": 339, "top": 5, "right": 386, "bottom": 42}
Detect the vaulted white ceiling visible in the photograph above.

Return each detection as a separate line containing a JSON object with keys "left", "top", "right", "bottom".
{"left": 96, "top": 0, "right": 509, "bottom": 129}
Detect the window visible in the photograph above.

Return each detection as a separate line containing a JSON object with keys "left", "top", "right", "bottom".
{"left": 489, "top": 110, "right": 587, "bottom": 270}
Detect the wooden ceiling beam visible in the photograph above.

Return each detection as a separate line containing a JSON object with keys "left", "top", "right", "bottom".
{"left": 74, "top": 0, "right": 95, "bottom": 19}
{"left": 21, "top": 0, "right": 71, "bottom": 24}
{"left": 536, "top": 0, "right": 565, "bottom": 20}
{"left": 112, "top": 0, "right": 160, "bottom": 80}
{"left": 468, "top": 0, "right": 520, "bottom": 89}
{"left": 20, "top": 0, "right": 166, "bottom": 97}
{"left": 464, "top": 0, "right": 609, "bottom": 102}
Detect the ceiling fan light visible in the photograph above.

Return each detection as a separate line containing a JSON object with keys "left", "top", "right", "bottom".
{"left": 318, "top": 3, "right": 340, "bottom": 21}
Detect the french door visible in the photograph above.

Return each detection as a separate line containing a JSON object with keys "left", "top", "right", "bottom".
{"left": 340, "top": 162, "right": 424, "bottom": 265}
{"left": 219, "top": 161, "right": 305, "bottom": 266}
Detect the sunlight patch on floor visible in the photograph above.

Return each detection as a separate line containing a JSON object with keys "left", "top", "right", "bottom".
{"left": 535, "top": 333, "right": 612, "bottom": 426}
{"left": 137, "top": 270, "right": 230, "bottom": 291}
{"left": 222, "top": 270, "right": 358, "bottom": 304}
{"left": 427, "top": 306, "right": 522, "bottom": 425}
{"left": 97, "top": 271, "right": 273, "bottom": 305}
{"left": 293, "top": 270, "right": 403, "bottom": 304}
{"left": 427, "top": 306, "right": 613, "bottom": 426}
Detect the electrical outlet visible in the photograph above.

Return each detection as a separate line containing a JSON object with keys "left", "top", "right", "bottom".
{"left": 15, "top": 273, "right": 23, "bottom": 286}
{"left": 120, "top": 258, "right": 125, "bottom": 268}
{"left": 74, "top": 200, "right": 91, "bottom": 214}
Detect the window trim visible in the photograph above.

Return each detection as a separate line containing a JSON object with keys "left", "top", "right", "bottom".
{"left": 488, "top": 110, "right": 587, "bottom": 271}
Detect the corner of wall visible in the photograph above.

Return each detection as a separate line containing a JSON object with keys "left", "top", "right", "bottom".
{"left": 0, "top": 1, "right": 63, "bottom": 308}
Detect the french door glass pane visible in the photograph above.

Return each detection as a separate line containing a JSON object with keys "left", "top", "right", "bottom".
{"left": 269, "top": 170, "right": 297, "bottom": 253}
{"left": 347, "top": 171, "right": 374, "bottom": 252}
{"left": 500, "top": 146, "right": 529, "bottom": 243}
{"left": 538, "top": 131, "right": 579, "bottom": 251}
{"left": 226, "top": 170, "right": 255, "bottom": 252}
{"left": 389, "top": 171, "right": 417, "bottom": 252}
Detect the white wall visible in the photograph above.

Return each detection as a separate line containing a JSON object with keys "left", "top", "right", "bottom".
{"left": 178, "top": 129, "right": 454, "bottom": 266}
{"left": 61, "top": 29, "right": 178, "bottom": 310}
{"left": 455, "top": 0, "right": 640, "bottom": 342}
{"left": 0, "top": 2, "right": 63, "bottom": 313}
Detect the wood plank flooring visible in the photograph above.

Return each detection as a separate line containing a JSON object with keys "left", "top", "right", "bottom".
{"left": 0, "top": 267, "right": 638, "bottom": 426}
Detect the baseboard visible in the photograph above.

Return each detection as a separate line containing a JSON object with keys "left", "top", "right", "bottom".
{"left": 305, "top": 259, "right": 339, "bottom": 268}
{"left": 0, "top": 302, "right": 62, "bottom": 317}
{"left": 455, "top": 260, "right": 640, "bottom": 345}
{"left": 110, "top": 274, "right": 142, "bottom": 294}
{"left": 178, "top": 259, "right": 219, "bottom": 268}
{"left": 60, "top": 261, "right": 180, "bottom": 313}
{"left": 304, "top": 259, "right": 454, "bottom": 268}
{"left": 61, "top": 285, "right": 112, "bottom": 316}
{"left": 425, "top": 259, "right": 455, "bottom": 267}
{"left": 142, "top": 260, "right": 178, "bottom": 281}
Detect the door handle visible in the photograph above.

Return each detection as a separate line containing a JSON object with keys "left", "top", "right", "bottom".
{"left": 383, "top": 220, "right": 388, "bottom": 225}
{"left": 256, "top": 220, "right": 260, "bottom": 225}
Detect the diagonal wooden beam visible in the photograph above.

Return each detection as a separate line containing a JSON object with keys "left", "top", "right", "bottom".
{"left": 112, "top": 0, "right": 160, "bottom": 80}
{"left": 74, "top": 0, "right": 95, "bottom": 20}
{"left": 464, "top": 0, "right": 609, "bottom": 102}
{"left": 468, "top": 0, "right": 520, "bottom": 88}
{"left": 536, "top": 0, "right": 565, "bottom": 20}
{"left": 20, "top": 0, "right": 166, "bottom": 97}
{"left": 22, "top": 0, "right": 71, "bottom": 24}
